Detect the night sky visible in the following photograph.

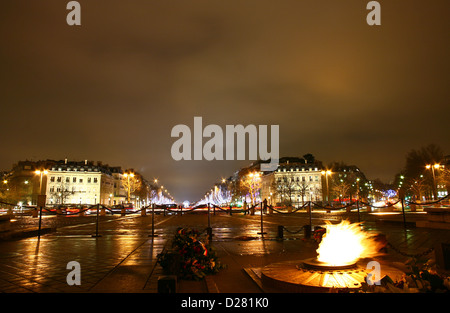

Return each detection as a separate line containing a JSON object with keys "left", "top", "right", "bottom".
{"left": 1, "top": 0, "right": 449, "bottom": 202}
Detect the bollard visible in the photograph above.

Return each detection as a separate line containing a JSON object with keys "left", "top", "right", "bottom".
{"left": 149, "top": 204, "right": 158, "bottom": 237}
{"left": 308, "top": 201, "right": 312, "bottom": 228}
{"left": 206, "top": 227, "right": 213, "bottom": 243}
{"left": 207, "top": 203, "right": 211, "bottom": 229}
{"left": 257, "top": 203, "right": 267, "bottom": 236}
{"left": 303, "top": 224, "right": 311, "bottom": 239}
{"left": 277, "top": 225, "right": 284, "bottom": 240}
{"left": 229, "top": 205, "right": 232, "bottom": 216}
{"left": 401, "top": 197, "right": 407, "bottom": 229}
{"left": 92, "top": 204, "right": 102, "bottom": 238}
{"left": 356, "top": 200, "right": 361, "bottom": 222}
{"left": 158, "top": 275, "right": 177, "bottom": 293}
{"left": 141, "top": 207, "right": 147, "bottom": 216}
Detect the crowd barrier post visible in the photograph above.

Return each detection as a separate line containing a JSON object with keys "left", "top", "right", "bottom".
{"left": 401, "top": 197, "right": 407, "bottom": 229}
{"left": 149, "top": 203, "right": 158, "bottom": 238}
{"left": 356, "top": 200, "right": 361, "bottom": 223}
{"left": 92, "top": 204, "right": 102, "bottom": 238}
{"left": 258, "top": 202, "right": 267, "bottom": 237}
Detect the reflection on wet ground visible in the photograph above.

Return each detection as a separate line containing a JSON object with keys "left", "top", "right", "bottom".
{"left": 0, "top": 212, "right": 448, "bottom": 292}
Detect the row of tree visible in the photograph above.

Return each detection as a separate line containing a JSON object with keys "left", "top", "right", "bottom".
{"left": 395, "top": 143, "right": 450, "bottom": 200}
{"left": 206, "top": 145, "right": 449, "bottom": 207}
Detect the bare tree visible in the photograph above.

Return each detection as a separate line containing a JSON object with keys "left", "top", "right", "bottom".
{"left": 49, "top": 181, "right": 74, "bottom": 205}
{"left": 272, "top": 175, "right": 297, "bottom": 206}
{"left": 241, "top": 172, "right": 261, "bottom": 205}
{"left": 297, "top": 180, "right": 309, "bottom": 204}
{"left": 121, "top": 174, "right": 140, "bottom": 203}
{"left": 408, "top": 176, "right": 430, "bottom": 201}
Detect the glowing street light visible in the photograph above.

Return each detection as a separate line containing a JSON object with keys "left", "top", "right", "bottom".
{"left": 34, "top": 169, "right": 48, "bottom": 239}
{"left": 242, "top": 172, "right": 261, "bottom": 205}
{"left": 426, "top": 164, "right": 442, "bottom": 200}
{"left": 321, "top": 170, "right": 332, "bottom": 203}
{"left": 35, "top": 169, "right": 48, "bottom": 195}
{"left": 123, "top": 172, "right": 135, "bottom": 203}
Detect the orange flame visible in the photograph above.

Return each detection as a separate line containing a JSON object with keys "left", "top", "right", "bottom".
{"left": 316, "top": 220, "right": 383, "bottom": 266}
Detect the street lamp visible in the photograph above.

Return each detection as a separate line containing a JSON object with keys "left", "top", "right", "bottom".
{"left": 123, "top": 172, "right": 135, "bottom": 203}
{"left": 356, "top": 177, "right": 360, "bottom": 201}
{"left": 321, "top": 170, "right": 332, "bottom": 204}
{"left": 426, "top": 164, "right": 442, "bottom": 200}
{"left": 34, "top": 169, "right": 48, "bottom": 239}
{"left": 244, "top": 172, "right": 261, "bottom": 205}
{"left": 35, "top": 169, "right": 48, "bottom": 195}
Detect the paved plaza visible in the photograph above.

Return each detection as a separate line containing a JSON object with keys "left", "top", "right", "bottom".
{"left": 0, "top": 210, "right": 449, "bottom": 293}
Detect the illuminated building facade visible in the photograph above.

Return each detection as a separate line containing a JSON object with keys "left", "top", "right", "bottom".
{"left": 260, "top": 158, "right": 324, "bottom": 207}
{"left": 45, "top": 160, "right": 125, "bottom": 206}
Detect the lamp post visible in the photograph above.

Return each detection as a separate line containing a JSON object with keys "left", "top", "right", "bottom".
{"left": 245, "top": 172, "right": 261, "bottom": 206}
{"left": 35, "top": 170, "right": 48, "bottom": 196}
{"left": 426, "top": 164, "right": 442, "bottom": 200}
{"left": 356, "top": 177, "right": 360, "bottom": 201}
{"left": 123, "top": 172, "right": 134, "bottom": 203}
{"left": 321, "top": 170, "right": 332, "bottom": 204}
{"left": 34, "top": 169, "right": 48, "bottom": 239}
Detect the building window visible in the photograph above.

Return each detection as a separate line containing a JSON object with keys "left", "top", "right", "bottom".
{"left": 66, "top": 177, "right": 70, "bottom": 183}
{"left": 50, "top": 177, "right": 55, "bottom": 182}
{"left": 94, "top": 178, "right": 98, "bottom": 183}
{"left": 79, "top": 179, "right": 83, "bottom": 183}
{"left": 88, "top": 178, "right": 91, "bottom": 183}
{"left": 73, "top": 177, "right": 76, "bottom": 182}
{"left": 57, "top": 177, "right": 62, "bottom": 182}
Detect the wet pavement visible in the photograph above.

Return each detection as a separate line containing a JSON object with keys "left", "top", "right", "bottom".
{"left": 0, "top": 210, "right": 449, "bottom": 293}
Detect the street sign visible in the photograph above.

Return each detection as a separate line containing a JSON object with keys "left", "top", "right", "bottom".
{"left": 37, "top": 195, "right": 47, "bottom": 207}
